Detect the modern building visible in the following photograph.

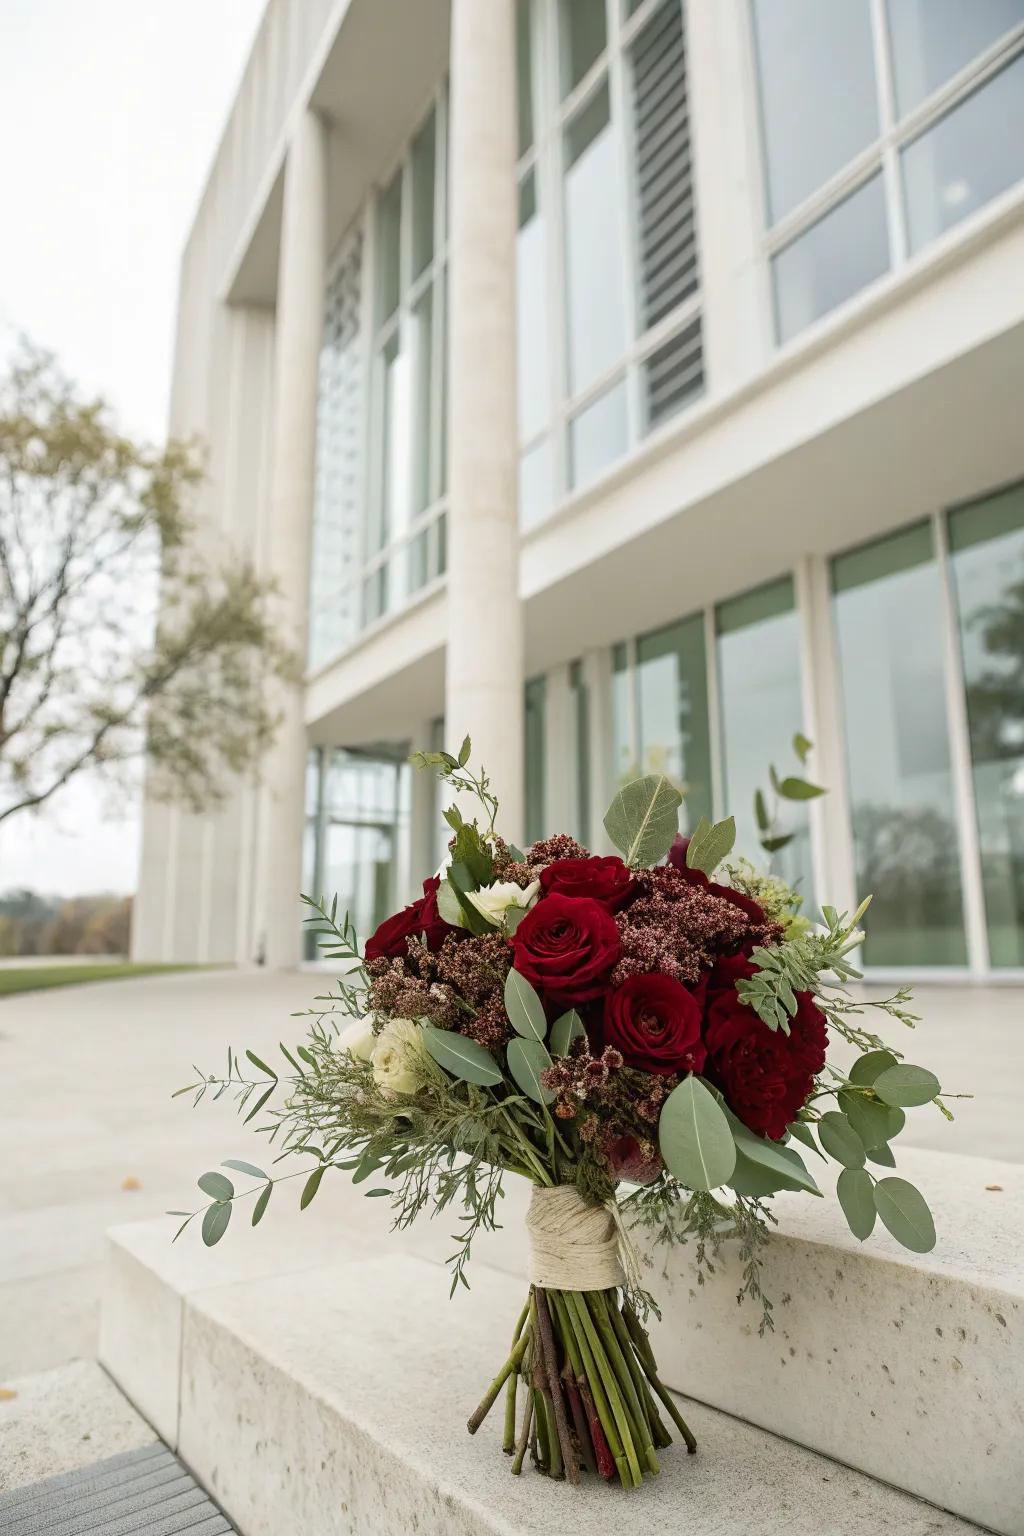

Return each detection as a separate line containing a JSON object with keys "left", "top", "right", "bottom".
{"left": 133, "top": 0, "right": 1024, "bottom": 982}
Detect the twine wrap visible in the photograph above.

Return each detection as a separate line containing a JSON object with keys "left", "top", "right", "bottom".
{"left": 526, "top": 1184, "right": 626, "bottom": 1291}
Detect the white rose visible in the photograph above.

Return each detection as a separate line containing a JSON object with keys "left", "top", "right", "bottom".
{"left": 371, "top": 1017, "right": 431, "bottom": 1096}
{"left": 465, "top": 879, "right": 540, "bottom": 928}
{"left": 338, "top": 1020, "right": 376, "bottom": 1064}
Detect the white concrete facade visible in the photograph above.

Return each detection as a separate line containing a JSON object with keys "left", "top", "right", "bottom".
{"left": 134, "top": 0, "right": 1024, "bottom": 974}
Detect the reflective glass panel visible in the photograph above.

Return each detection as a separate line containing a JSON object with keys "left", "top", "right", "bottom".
{"left": 752, "top": 0, "right": 879, "bottom": 221}
{"left": 559, "top": 0, "right": 607, "bottom": 97}
{"left": 773, "top": 174, "right": 890, "bottom": 342}
{"left": 569, "top": 659, "right": 591, "bottom": 845}
{"left": 563, "top": 84, "right": 626, "bottom": 393}
{"left": 949, "top": 484, "right": 1024, "bottom": 966}
{"left": 517, "top": 171, "right": 549, "bottom": 442}
{"left": 410, "top": 287, "right": 434, "bottom": 518}
{"left": 611, "top": 642, "right": 636, "bottom": 787}
{"left": 902, "top": 52, "right": 1024, "bottom": 253}
{"left": 375, "top": 171, "right": 402, "bottom": 326}
{"left": 832, "top": 525, "right": 967, "bottom": 966}
{"left": 635, "top": 615, "right": 712, "bottom": 831}
{"left": 410, "top": 109, "right": 436, "bottom": 280}
{"left": 887, "top": 0, "right": 1024, "bottom": 115}
{"left": 517, "top": 0, "right": 534, "bottom": 155}
{"left": 717, "top": 578, "right": 815, "bottom": 905}
{"left": 569, "top": 378, "right": 629, "bottom": 491}
{"left": 525, "top": 675, "right": 547, "bottom": 844}
{"left": 520, "top": 437, "right": 553, "bottom": 531}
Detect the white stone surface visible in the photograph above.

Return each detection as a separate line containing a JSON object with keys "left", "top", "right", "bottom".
{"left": 0, "top": 1361, "right": 155, "bottom": 1493}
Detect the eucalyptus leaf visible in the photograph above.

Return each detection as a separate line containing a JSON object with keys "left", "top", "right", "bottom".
{"left": 725, "top": 1108, "right": 821, "bottom": 1195}
{"left": 222, "top": 1159, "right": 267, "bottom": 1181}
{"left": 816, "top": 1111, "right": 866, "bottom": 1169}
{"left": 685, "top": 815, "right": 737, "bottom": 878}
{"left": 202, "top": 1201, "right": 231, "bottom": 1246}
{"left": 786, "top": 1120, "right": 826, "bottom": 1160}
{"left": 754, "top": 789, "right": 770, "bottom": 832}
{"left": 504, "top": 905, "right": 527, "bottom": 935}
{"left": 776, "top": 776, "right": 826, "bottom": 801}
{"left": 848, "top": 1049, "right": 898, "bottom": 1087}
{"left": 760, "top": 833, "right": 794, "bottom": 853}
{"left": 873, "top": 1064, "right": 940, "bottom": 1108}
{"left": 550, "top": 1009, "right": 586, "bottom": 1056}
{"left": 726, "top": 1149, "right": 796, "bottom": 1198}
{"left": 507, "top": 1037, "right": 555, "bottom": 1105}
{"left": 792, "top": 731, "right": 812, "bottom": 764}
{"left": 873, "top": 1177, "right": 936, "bottom": 1253}
{"left": 300, "top": 1166, "right": 325, "bottom": 1210}
{"left": 867, "top": 1143, "right": 896, "bottom": 1168}
{"left": 458, "top": 734, "right": 471, "bottom": 766}
{"left": 198, "top": 1171, "right": 234, "bottom": 1202}
{"left": 422, "top": 1025, "right": 503, "bottom": 1087}
{"left": 603, "top": 773, "right": 682, "bottom": 868}
{"left": 504, "top": 968, "right": 547, "bottom": 1041}
{"left": 435, "top": 879, "right": 469, "bottom": 929}
{"left": 838, "top": 1091, "right": 905, "bottom": 1150}
{"left": 837, "top": 1167, "right": 876, "bottom": 1240}
{"left": 658, "top": 1076, "right": 736, "bottom": 1192}
{"left": 251, "top": 1183, "right": 272, "bottom": 1227}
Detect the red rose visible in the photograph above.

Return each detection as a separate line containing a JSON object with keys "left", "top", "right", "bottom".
{"left": 418, "top": 876, "right": 455, "bottom": 951}
{"left": 668, "top": 835, "right": 766, "bottom": 926}
{"left": 511, "top": 894, "right": 620, "bottom": 1005}
{"left": 704, "top": 982, "right": 827, "bottom": 1140}
{"left": 539, "top": 855, "right": 634, "bottom": 910}
{"left": 364, "top": 877, "right": 455, "bottom": 961}
{"left": 604, "top": 973, "right": 705, "bottom": 1075}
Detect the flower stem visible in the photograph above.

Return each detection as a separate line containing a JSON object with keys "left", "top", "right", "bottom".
{"left": 534, "top": 1288, "right": 580, "bottom": 1485}
{"left": 510, "top": 1387, "right": 534, "bottom": 1475}
{"left": 566, "top": 1290, "right": 643, "bottom": 1488}
{"left": 587, "top": 1291, "right": 659, "bottom": 1476}
{"left": 467, "top": 1327, "right": 531, "bottom": 1434}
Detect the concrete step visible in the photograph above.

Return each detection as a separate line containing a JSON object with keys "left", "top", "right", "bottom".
{"left": 99, "top": 1146, "right": 1023, "bottom": 1534}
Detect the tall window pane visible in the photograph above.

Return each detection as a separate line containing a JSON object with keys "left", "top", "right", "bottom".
{"left": 375, "top": 171, "right": 402, "bottom": 325}
{"left": 525, "top": 676, "right": 547, "bottom": 844}
{"left": 635, "top": 616, "right": 712, "bottom": 831}
{"left": 563, "top": 84, "right": 626, "bottom": 394}
{"left": 559, "top": 0, "right": 607, "bottom": 97}
{"left": 949, "top": 484, "right": 1024, "bottom": 966}
{"left": 569, "top": 378, "right": 628, "bottom": 490}
{"left": 517, "top": 0, "right": 535, "bottom": 156}
{"left": 902, "top": 53, "right": 1024, "bottom": 254}
{"left": 773, "top": 174, "right": 890, "bottom": 342}
{"left": 410, "top": 109, "right": 436, "bottom": 280}
{"left": 887, "top": 0, "right": 1024, "bottom": 116}
{"left": 611, "top": 642, "right": 635, "bottom": 785}
{"left": 717, "top": 578, "right": 814, "bottom": 903}
{"left": 409, "top": 287, "right": 434, "bottom": 518}
{"left": 520, "top": 437, "right": 553, "bottom": 531}
{"left": 832, "top": 526, "right": 967, "bottom": 966}
{"left": 517, "top": 171, "right": 548, "bottom": 442}
{"left": 752, "top": 0, "right": 879, "bottom": 222}
{"left": 569, "top": 659, "right": 591, "bottom": 845}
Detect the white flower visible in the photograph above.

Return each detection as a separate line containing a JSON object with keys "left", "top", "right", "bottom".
{"left": 338, "top": 1020, "right": 376, "bottom": 1064}
{"left": 465, "top": 878, "right": 541, "bottom": 929}
{"left": 371, "top": 1017, "right": 431, "bottom": 1096}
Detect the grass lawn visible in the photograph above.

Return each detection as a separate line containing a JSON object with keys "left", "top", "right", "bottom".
{"left": 0, "top": 963, "right": 213, "bottom": 997}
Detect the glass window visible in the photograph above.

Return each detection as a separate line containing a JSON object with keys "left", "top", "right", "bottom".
{"left": 375, "top": 170, "right": 402, "bottom": 325}
{"left": 569, "top": 378, "right": 629, "bottom": 491}
{"left": 832, "top": 525, "right": 967, "bottom": 966}
{"left": 376, "top": 330, "right": 410, "bottom": 556}
{"left": 410, "top": 287, "right": 434, "bottom": 518}
{"left": 717, "top": 577, "right": 814, "bottom": 904}
{"left": 902, "top": 52, "right": 1024, "bottom": 254}
{"left": 520, "top": 437, "right": 553, "bottom": 531}
{"left": 517, "top": 0, "right": 534, "bottom": 156}
{"left": 569, "top": 659, "right": 591, "bottom": 845}
{"left": 773, "top": 174, "right": 890, "bottom": 342}
{"left": 517, "top": 171, "right": 549, "bottom": 442}
{"left": 949, "top": 484, "right": 1024, "bottom": 966}
{"left": 611, "top": 642, "right": 636, "bottom": 786}
{"left": 525, "top": 676, "right": 547, "bottom": 844}
{"left": 559, "top": 0, "right": 607, "bottom": 97}
{"left": 317, "top": 752, "right": 405, "bottom": 943}
{"left": 410, "top": 110, "right": 436, "bottom": 280}
{"left": 636, "top": 616, "right": 713, "bottom": 831}
{"left": 752, "top": 0, "right": 879, "bottom": 222}
{"left": 563, "top": 84, "right": 627, "bottom": 394}
{"left": 887, "top": 0, "right": 1024, "bottom": 116}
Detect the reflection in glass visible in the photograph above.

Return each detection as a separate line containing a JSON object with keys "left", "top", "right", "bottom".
{"left": 635, "top": 616, "right": 712, "bottom": 831}
{"left": 611, "top": 642, "right": 635, "bottom": 787}
{"left": 375, "top": 171, "right": 402, "bottom": 326}
{"left": 517, "top": 172, "right": 549, "bottom": 443}
{"left": 563, "top": 85, "right": 627, "bottom": 394}
{"left": 902, "top": 53, "right": 1024, "bottom": 253}
{"left": 569, "top": 378, "right": 629, "bottom": 491}
{"left": 717, "top": 578, "right": 814, "bottom": 904}
{"left": 410, "top": 109, "right": 436, "bottom": 280}
{"left": 376, "top": 330, "right": 410, "bottom": 561}
{"left": 525, "top": 676, "right": 547, "bottom": 844}
{"left": 569, "top": 659, "right": 591, "bottom": 845}
{"left": 949, "top": 484, "right": 1024, "bottom": 966}
{"left": 886, "top": 0, "right": 1024, "bottom": 116}
{"left": 410, "top": 287, "right": 434, "bottom": 519}
{"left": 517, "top": 0, "right": 534, "bottom": 156}
{"left": 752, "top": 0, "right": 878, "bottom": 221}
{"left": 832, "top": 525, "right": 967, "bottom": 966}
{"left": 559, "top": 0, "right": 607, "bottom": 97}
{"left": 519, "top": 437, "right": 553, "bottom": 531}
{"left": 313, "top": 752, "right": 406, "bottom": 943}
{"left": 773, "top": 175, "right": 890, "bottom": 342}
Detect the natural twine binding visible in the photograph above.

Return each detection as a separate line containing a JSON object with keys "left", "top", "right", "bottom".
{"left": 526, "top": 1184, "right": 626, "bottom": 1291}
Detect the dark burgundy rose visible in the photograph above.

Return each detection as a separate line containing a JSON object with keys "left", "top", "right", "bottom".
{"left": 604, "top": 972, "right": 705, "bottom": 1076}
{"left": 668, "top": 835, "right": 767, "bottom": 925}
{"left": 606, "top": 1134, "right": 662, "bottom": 1185}
{"left": 418, "top": 876, "right": 456, "bottom": 951}
{"left": 510, "top": 893, "right": 620, "bottom": 1005}
{"left": 539, "top": 855, "right": 634, "bottom": 910}
{"left": 365, "top": 876, "right": 456, "bottom": 961}
{"left": 704, "top": 982, "right": 827, "bottom": 1140}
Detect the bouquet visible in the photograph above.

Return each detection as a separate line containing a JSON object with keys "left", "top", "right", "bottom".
{"left": 173, "top": 739, "right": 952, "bottom": 1491}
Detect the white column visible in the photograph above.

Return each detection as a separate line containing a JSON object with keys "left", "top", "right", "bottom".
{"left": 259, "top": 109, "right": 327, "bottom": 968}
{"left": 445, "top": 0, "right": 523, "bottom": 839}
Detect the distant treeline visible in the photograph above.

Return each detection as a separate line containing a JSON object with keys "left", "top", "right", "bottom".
{"left": 0, "top": 890, "right": 132, "bottom": 957}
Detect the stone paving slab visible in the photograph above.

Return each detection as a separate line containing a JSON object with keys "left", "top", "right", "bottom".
{"left": 0, "top": 1362, "right": 155, "bottom": 1494}
{"left": 0, "top": 1444, "right": 234, "bottom": 1535}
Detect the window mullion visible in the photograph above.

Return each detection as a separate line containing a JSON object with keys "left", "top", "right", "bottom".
{"left": 702, "top": 605, "right": 725, "bottom": 824}
{"left": 607, "top": 0, "right": 641, "bottom": 449}
{"left": 540, "top": 0, "right": 570, "bottom": 504}
{"left": 870, "top": 0, "right": 908, "bottom": 267}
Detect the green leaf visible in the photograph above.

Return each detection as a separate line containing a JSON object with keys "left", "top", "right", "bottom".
{"left": 867, "top": 1143, "right": 896, "bottom": 1168}
{"left": 435, "top": 879, "right": 469, "bottom": 928}
{"left": 422, "top": 1025, "right": 503, "bottom": 1087}
{"left": 848, "top": 1049, "right": 898, "bottom": 1087}
{"left": 446, "top": 864, "right": 491, "bottom": 934}
{"left": 776, "top": 776, "right": 827, "bottom": 801}
{"left": 504, "top": 969, "right": 547, "bottom": 1041}
{"left": 504, "top": 906, "right": 527, "bottom": 936}
{"left": 603, "top": 773, "right": 683, "bottom": 868}
{"left": 245, "top": 1050, "right": 278, "bottom": 1079}
{"left": 202, "top": 1201, "right": 231, "bottom": 1246}
{"left": 198, "top": 1171, "right": 234, "bottom": 1202}
{"left": 760, "top": 833, "right": 794, "bottom": 853}
{"left": 251, "top": 1183, "right": 272, "bottom": 1227}
{"left": 786, "top": 1120, "right": 826, "bottom": 1160}
{"left": 243, "top": 1083, "right": 276, "bottom": 1125}
{"left": 300, "top": 1166, "right": 326, "bottom": 1210}
{"left": 507, "top": 1037, "right": 555, "bottom": 1105}
{"left": 837, "top": 1167, "right": 876, "bottom": 1240}
{"left": 458, "top": 734, "right": 471, "bottom": 766}
{"left": 838, "top": 1091, "right": 905, "bottom": 1150}
{"left": 658, "top": 1076, "right": 736, "bottom": 1192}
{"left": 873, "top": 1064, "right": 941, "bottom": 1108}
{"left": 549, "top": 1009, "right": 585, "bottom": 1056}
{"left": 685, "top": 815, "right": 737, "bottom": 878}
{"left": 351, "top": 1149, "right": 382, "bottom": 1185}
{"left": 754, "top": 789, "right": 770, "bottom": 832}
{"left": 817, "top": 1111, "right": 866, "bottom": 1169}
{"left": 725, "top": 1108, "right": 821, "bottom": 1195}
{"left": 873, "top": 1177, "right": 936, "bottom": 1253}
{"left": 792, "top": 731, "right": 812, "bottom": 765}
{"left": 222, "top": 1159, "right": 267, "bottom": 1181}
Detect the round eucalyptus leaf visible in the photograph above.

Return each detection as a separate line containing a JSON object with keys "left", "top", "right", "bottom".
{"left": 866, "top": 1143, "right": 896, "bottom": 1168}
{"left": 726, "top": 1148, "right": 796, "bottom": 1198}
{"left": 549, "top": 1009, "right": 585, "bottom": 1056}
{"left": 873, "top": 1064, "right": 941, "bottom": 1108}
{"left": 422, "top": 1025, "right": 503, "bottom": 1087}
{"left": 201, "top": 1200, "right": 231, "bottom": 1247}
{"left": 817, "top": 1111, "right": 866, "bottom": 1169}
{"left": 848, "top": 1049, "right": 898, "bottom": 1087}
{"left": 658, "top": 1076, "right": 736, "bottom": 1192}
{"left": 725, "top": 1108, "right": 821, "bottom": 1194}
{"left": 198, "top": 1171, "right": 234, "bottom": 1202}
{"left": 837, "top": 1167, "right": 876, "bottom": 1241}
{"left": 873, "top": 1177, "right": 936, "bottom": 1253}
{"left": 786, "top": 1120, "right": 826, "bottom": 1160}
{"left": 222, "top": 1159, "right": 267, "bottom": 1181}
{"left": 251, "top": 1183, "right": 272, "bottom": 1228}
{"left": 504, "top": 968, "right": 547, "bottom": 1041}
{"left": 603, "top": 774, "right": 682, "bottom": 868}
{"left": 838, "top": 1091, "right": 905, "bottom": 1151}
{"left": 507, "top": 1037, "right": 555, "bottom": 1105}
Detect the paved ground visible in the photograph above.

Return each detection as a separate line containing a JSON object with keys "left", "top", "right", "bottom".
{"left": 0, "top": 967, "right": 1020, "bottom": 1380}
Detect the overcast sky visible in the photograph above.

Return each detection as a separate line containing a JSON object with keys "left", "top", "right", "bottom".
{"left": 0, "top": 0, "right": 265, "bottom": 896}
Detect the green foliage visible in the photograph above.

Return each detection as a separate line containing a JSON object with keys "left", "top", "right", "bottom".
{"left": 838, "top": 1090, "right": 904, "bottom": 1150}
{"left": 506, "top": 1037, "right": 555, "bottom": 1105}
{"left": 422, "top": 1025, "right": 503, "bottom": 1087}
{"left": 503, "top": 969, "right": 547, "bottom": 1041}
{"left": 873, "top": 1063, "right": 941, "bottom": 1108}
{"left": 658, "top": 1076, "right": 736, "bottom": 1192}
{"left": 685, "top": 815, "right": 736, "bottom": 877}
{"left": 873, "top": 1177, "right": 936, "bottom": 1253}
{"left": 751, "top": 735, "right": 826, "bottom": 865}
{"left": 837, "top": 1168, "right": 876, "bottom": 1240}
{"left": 603, "top": 774, "right": 682, "bottom": 868}
{"left": 549, "top": 1009, "right": 585, "bottom": 1056}
{"left": 410, "top": 739, "right": 499, "bottom": 836}
{"left": 816, "top": 1110, "right": 866, "bottom": 1169}
{"left": 724, "top": 1108, "right": 821, "bottom": 1197}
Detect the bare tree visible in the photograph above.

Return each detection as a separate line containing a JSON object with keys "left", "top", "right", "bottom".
{"left": 0, "top": 343, "right": 296, "bottom": 827}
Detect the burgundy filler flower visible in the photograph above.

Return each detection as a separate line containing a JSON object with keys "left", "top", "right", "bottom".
{"left": 704, "top": 970, "right": 828, "bottom": 1140}
{"left": 668, "top": 834, "right": 767, "bottom": 926}
{"left": 605, "top": 1134, "right": 663, "bottom": 1185}
{"left": 365, "top": 876, "right": 456, "bottom": 961}
{"left": 539, "top": 855, "right": 634, "bottom": 910}
{"left": 604, "top": 972, "right": 705, "bottom": 1076}
{"left": 511, "top": 893, "right": 620, "bottom": 1005}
